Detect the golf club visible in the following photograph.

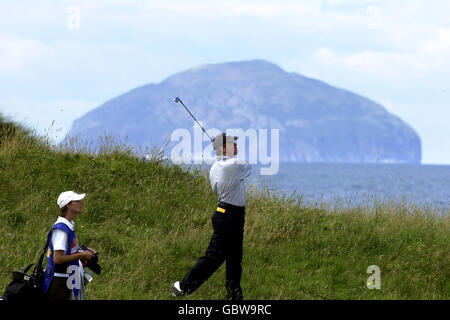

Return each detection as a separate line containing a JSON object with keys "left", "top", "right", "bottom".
{"left": 173, "top": 97, "right": 213, "bottom": 142}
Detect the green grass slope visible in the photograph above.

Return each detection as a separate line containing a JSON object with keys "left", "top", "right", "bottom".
{"left": 0, "top": 116, "right": 448, "bottom": 299}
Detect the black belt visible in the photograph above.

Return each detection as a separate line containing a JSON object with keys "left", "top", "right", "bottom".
{"left": 217, "top": 202, "right": 245, "bottom": 214}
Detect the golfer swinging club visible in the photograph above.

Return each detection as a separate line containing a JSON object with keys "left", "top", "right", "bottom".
{"left": 172, "top": 133, "right": 251, "bottom": 300}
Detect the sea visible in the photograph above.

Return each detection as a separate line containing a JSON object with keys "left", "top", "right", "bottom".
{"left": 247, "top": 163, "right": 449, "bottom": 214}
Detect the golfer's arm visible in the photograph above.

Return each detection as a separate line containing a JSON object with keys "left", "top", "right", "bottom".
{"left": 236, "top": 161, "right": 251, "bottom": 179}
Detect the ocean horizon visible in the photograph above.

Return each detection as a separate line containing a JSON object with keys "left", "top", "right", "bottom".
{"left": 248, "top": 162, "right": 449, "bottom": 213}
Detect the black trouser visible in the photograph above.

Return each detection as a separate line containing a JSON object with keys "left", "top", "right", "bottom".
{"left": 47, "top": 277, "right": 71, "bottom": 300}
{"left": 180, "top": 202, "right": 245, "bottom": 299}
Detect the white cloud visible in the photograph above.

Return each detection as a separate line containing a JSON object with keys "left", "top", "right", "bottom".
{"left": 420, "top": 29, "right": 450, "bottom": 69}
{"left": 221, "top": 1, "right": 284, "bottom": 19}
{"left": 0, "top": 34, "right": 53, "bottom": 72}
{"left": 310, "top": 27, "right": 450, "bottom": 79}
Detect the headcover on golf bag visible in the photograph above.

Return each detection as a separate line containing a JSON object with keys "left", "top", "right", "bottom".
{"left": 1, "top": 242, "right": 48, "bottom": 300}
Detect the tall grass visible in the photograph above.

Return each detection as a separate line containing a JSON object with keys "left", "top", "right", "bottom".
{"left": 0, "top": 115, "right": 448, "bottom": 299}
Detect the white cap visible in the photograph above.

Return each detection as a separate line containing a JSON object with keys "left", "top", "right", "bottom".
{"left": 57, "top": 191, "right": 86, "bottom": 208}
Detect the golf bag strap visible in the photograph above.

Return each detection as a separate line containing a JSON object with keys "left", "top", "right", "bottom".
{"left": 32, "top": 236, "right": 50, "bottom": 275}
{"left": 23, "top": 264, "right": 34, "bottom": 274}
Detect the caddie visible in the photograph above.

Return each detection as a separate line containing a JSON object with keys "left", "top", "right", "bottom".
{"left": 42, "top": 191, "right": 96, "bottom": 300}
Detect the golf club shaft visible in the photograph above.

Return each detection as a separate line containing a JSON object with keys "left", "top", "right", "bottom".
{"left": 176, "top": 98, "right": 213, "bottom": 142}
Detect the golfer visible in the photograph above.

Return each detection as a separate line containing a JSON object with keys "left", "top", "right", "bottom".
{"left": 42, "top": 191, "right": 96, "bottom": 300}
{"left": 172, "top": 133, "right": 251, "bottom": 300}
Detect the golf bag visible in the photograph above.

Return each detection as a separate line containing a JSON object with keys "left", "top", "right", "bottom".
{"left": 1, "top": 241, "right": 48, "bottom": 300}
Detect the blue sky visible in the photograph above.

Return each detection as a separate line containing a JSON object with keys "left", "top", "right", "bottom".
{"left": 0, "top": 0, "right": 449, "bottom": 164}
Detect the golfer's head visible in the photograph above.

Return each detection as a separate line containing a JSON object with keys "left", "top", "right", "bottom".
{"left": 213, "top": 133, "right": 238, "bottom": 157}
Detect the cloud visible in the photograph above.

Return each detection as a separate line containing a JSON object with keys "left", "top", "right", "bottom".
{"left": 0, "top": 34, "right": 53, "bottom": 72}
{"left": 420, "top": 29, "right": 450, "bottom": 69}
{"left": 309, "top": 27, "right": 450, "bottom": 80}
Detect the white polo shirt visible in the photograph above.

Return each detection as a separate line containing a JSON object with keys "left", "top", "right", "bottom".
{"left": 210, "top": 155, "right": 251, "bottom": 207}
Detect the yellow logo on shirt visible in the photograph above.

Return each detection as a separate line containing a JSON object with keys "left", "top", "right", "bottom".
{"left": 216, "top": 207, "right": 226, "bottom": 213}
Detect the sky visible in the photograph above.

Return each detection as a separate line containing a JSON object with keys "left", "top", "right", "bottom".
{"left": 0, "top": 0, "right": 449, "bottom": 164}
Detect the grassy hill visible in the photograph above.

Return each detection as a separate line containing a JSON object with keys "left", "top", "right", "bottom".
{"left": 0, "top": 114, "right": 448, "bottom": 299}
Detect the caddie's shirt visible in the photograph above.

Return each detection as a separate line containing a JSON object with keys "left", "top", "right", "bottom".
{"left": 51, "top": 217, "right": 78, "bottom": 253}
{"left": 210, "top": 155, "right": 251, "bottom": 207}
